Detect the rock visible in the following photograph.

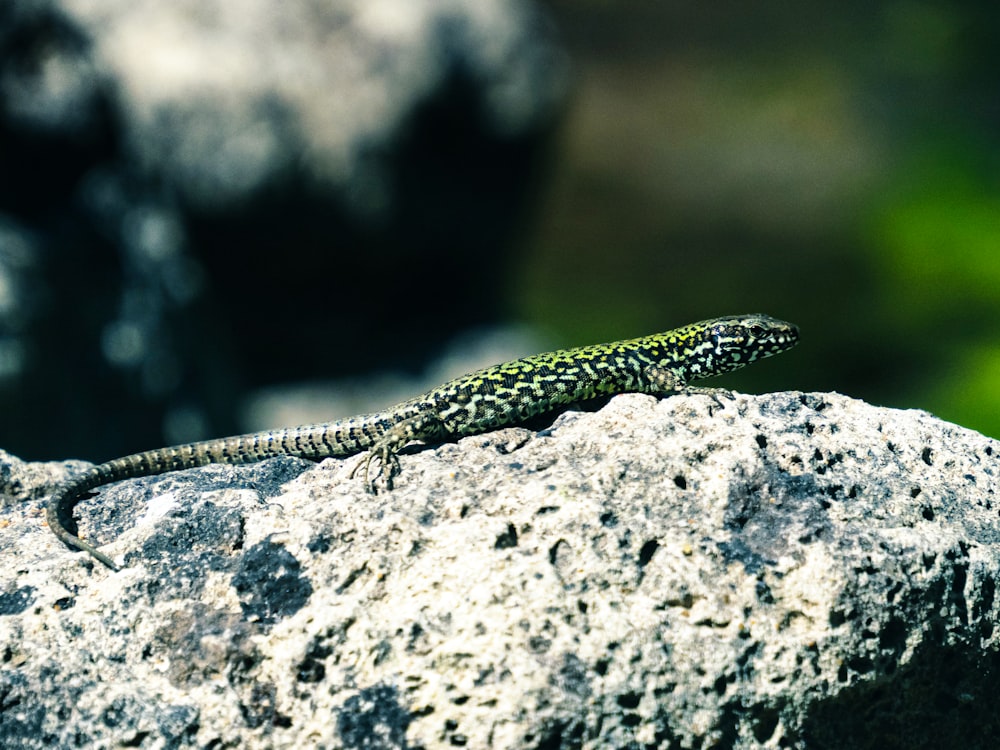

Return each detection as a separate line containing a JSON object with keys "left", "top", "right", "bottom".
{"left": 0, "top": 0, "right": 567, "bottom": 461}
{"left": 2, "top": 391, "right": 999, "bottom": 748}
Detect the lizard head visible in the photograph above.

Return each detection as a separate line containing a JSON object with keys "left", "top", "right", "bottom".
{"left": 700, "top": 314, "right": 800, "bottom": 376}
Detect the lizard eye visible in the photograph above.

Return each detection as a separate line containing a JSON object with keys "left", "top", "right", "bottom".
{"left": 748, "top": 324, "right": 765, "bottom": 338}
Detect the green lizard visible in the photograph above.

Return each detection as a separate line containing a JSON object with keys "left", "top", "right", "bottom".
{"left": 46, "top": 313, "right": 799, "bottom": 570}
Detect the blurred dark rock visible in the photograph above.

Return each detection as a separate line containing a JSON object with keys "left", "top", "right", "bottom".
{"left": 0, "top": 0, "right": 566, "bottom": 461}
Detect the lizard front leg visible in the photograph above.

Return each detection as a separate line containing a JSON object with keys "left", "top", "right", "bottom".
{"left": 643, "top": 364, "right": 734, "bottom": 403}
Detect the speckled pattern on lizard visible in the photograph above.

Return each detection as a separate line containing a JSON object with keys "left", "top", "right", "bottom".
{"left": 46, "top": 313, "right": 800, "bottom": 570}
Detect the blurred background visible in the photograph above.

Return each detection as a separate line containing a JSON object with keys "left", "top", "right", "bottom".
{"left": 1, "top": 0, "right": 997, "bottom": 462}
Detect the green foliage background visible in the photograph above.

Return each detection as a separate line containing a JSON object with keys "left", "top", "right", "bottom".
{"left": 514, "top": 1, "right": 1000, "bottom": 437}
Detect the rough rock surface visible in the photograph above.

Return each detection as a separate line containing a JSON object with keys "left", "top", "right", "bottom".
{"left": 2, "top": 391, "right": 1000, "bottom": 749}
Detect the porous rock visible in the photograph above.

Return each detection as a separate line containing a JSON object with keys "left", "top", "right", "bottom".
{"left": 1, "top": 391, "right": 999, "bottom": 748}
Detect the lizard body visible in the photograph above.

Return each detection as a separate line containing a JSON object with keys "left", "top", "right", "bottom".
{"left": 46, "top": 314, "right": 799, "bottom": 569}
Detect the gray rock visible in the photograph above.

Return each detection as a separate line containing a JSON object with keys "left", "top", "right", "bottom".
{"left": 2, "top": 391, "right": 999, "bottom": 748}
{"left": 0, "top": 0, "right": 567, "bottom": 460}
{"left": 11, "top": 0, "right": 566, "bottom": 213}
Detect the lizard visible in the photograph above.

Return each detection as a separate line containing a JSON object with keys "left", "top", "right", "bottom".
{"left": 45, "top": 313, "right": 799, "bottom": 570}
